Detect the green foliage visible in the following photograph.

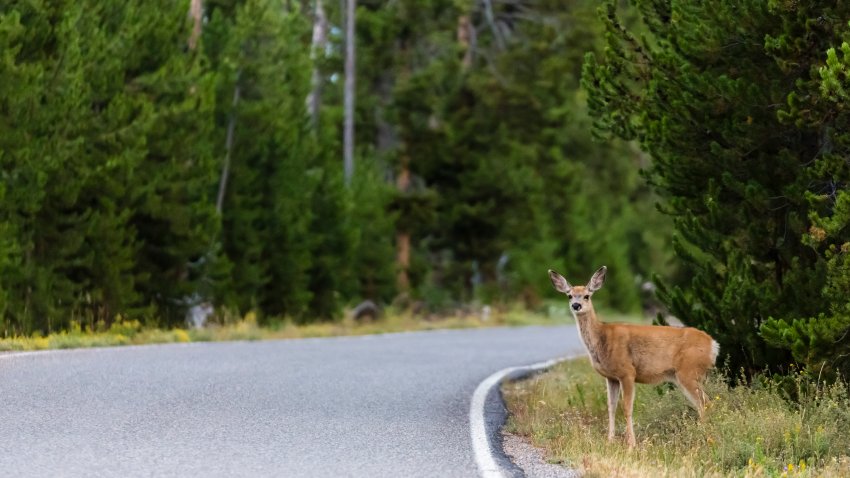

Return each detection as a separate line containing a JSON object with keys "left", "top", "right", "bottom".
{"left": 303, "top": 164, "right": 356, "bottom": 321}
{"left": 762, "top": 23, "right": 850, "bottom": 379}
{"left": 126, "top": 4, "right": 221, "bottom": 325}
{"left": 349, "top": 160, "right": 398, "bottom": 303}
{"left": 0, "top": 0, "right": 219, "bottom": 333}
{"left": 207, "top": 0, "right": 320, "bottom": 320}
{"left": 206, "top": 0, "right": 379, "bottom": 322}
{"left": 0, "top": 0, "right": 672, "bottom": 332}
{"left": 361, "top": 0, "right": 673, "bottom": 310}
{"left": 584, "top": 1, "right": 850, "bottom": 376}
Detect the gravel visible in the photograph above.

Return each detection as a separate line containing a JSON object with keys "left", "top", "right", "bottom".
{"left": 502, "top": 432, "right": 580, "bottom": 478}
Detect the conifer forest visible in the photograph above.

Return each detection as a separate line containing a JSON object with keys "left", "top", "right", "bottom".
{"left": 2, "top": 1, "right": 850, "bottom": 378}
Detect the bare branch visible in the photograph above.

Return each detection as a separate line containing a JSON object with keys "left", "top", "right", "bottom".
{"left": 306, "top": 0, "right": 328, "bottom": 126}
{"left": 216, "top": 79, "right": 241, "bottom": 215}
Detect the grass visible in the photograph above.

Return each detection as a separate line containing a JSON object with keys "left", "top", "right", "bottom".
{"left": 0, "top": 304, "right": 569, "bottom": 353}
{"left": 502, "top": 358, "right": 850, "bottom": 477}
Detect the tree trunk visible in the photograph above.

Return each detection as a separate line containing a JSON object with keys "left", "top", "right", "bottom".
{"left": 306, "top": 0, "right": 327, "bottom": 126}
{"left": 395, "top": 161, "right": 411, "bottom": 292}
{"left": 396, "top": 232, "right": 410, "bottom": 293}
{"left": 343, "top": 0, "right": 356, "bottom": 184}
{"left": 188, "top": 0, "right": 203, "bottom": 51}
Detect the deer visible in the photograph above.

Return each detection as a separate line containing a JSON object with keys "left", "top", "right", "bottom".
{"left": 548, "top": 266, "right": 719, "bottom": 448}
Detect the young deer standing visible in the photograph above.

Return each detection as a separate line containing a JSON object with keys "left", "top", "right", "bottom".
{"left": 548, "top": 266, "right": 719, "bottom": 448}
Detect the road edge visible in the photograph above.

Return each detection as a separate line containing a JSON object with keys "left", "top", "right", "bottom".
{"left": 470, "top": 355, "right": 578, "bottom": 478}
{"left": 0, "top": 324, "right": 573, "bottom": 360}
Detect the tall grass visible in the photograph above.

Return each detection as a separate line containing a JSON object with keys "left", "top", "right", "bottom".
{"left": 503, "top": 358, "right": 850, "bottom": 477}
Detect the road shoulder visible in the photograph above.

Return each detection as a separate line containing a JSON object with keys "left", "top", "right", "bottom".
{"left": 502, "top": 432, "right": 579, "bottom": 478}
{"left": 469, "top": 357, "right": 579, "bottom": 478}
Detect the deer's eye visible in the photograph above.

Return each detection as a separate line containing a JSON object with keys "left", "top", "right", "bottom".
{"left": 584, "top": 295, "right": 589, "bottom": 300}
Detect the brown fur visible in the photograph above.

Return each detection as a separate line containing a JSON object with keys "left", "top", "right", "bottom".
{"left": 549, "top": 267, "right": 719, "bottom": 448}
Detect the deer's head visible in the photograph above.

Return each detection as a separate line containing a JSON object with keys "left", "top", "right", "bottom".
{"left": 548, "top": 266, "right": 607, "bottom": 313}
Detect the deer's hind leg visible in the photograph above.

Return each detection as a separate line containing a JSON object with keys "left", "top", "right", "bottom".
{"left": 606, "top": 378, "right": 620, "bottom": 442}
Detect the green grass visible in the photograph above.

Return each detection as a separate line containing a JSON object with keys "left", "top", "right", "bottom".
{"left": 503, "top": 358, "right": 850, "bottom": 477}
{"left": 0, "top": 305, "right": 568, "bottom": 353}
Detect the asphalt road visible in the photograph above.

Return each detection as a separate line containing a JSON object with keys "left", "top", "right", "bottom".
{"left": 0, "top": 325, "right": 583, "bottom": 478}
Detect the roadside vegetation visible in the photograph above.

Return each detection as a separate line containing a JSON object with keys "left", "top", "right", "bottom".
{"left": 499, "top": 3, "right": 850, "bottom": 473}
{"left": 503, "top": 358, "right": 850, "bottom": 478}
{"left": 0, "top": 305, "right": 576, "bottom": 353}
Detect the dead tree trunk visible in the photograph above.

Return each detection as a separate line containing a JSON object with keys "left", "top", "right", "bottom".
{"left": 306, "top": 0, "right": 328, "bottom": 126}
{"left": 343, "top": 0, "right": 356, "bottom": 184}
{"left": 188, "top": 0, "right": 203, "bottom": 51}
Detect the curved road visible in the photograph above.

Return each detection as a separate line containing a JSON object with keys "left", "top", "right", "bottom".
{"left": 0, "top": 325, "right": 582, "bottom": 477}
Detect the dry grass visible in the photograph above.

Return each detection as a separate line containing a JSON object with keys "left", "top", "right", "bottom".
{"left": 0, "top": 305, "right": 566, "bottom": 352}
{"left": 503, "top": 358, "right": 850, "bottom": 477}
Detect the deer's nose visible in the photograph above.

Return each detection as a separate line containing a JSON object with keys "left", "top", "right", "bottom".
{"left": 572, "top": 303, "right": 582, "bottom": 311}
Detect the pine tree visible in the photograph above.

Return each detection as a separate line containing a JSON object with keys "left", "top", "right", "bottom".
{"left": 0, "top": 1, "right": 145, "bottom": 332}
{"left": 345, "top": 0, "right": 456, "bottom": 298}
{"left": 118, "top": 0, "right": 221, "bottom": 325}
{"left": 207, "top": 0, "right": 361, "bottom": 322}
{"left": 490, "top": 0, "right": 667, "bottom": 310}
{"left": 388, "top": 0, "right": 671, "bottom": 309}
{"left": 0, "top": 1, "right": 220, "bottom": 332}
{"left": 761, "top": 21, "right": 850, "bottom": 378}
{"left": 349, "top": 161, "right": 397, "bottom": 303}
{"left": 583, "top": 1, "right": 850, "bottom": 375}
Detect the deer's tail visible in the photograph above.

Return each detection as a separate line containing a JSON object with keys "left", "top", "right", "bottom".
{"left": 709, "top": 340, "right": 720, "bottom": 365}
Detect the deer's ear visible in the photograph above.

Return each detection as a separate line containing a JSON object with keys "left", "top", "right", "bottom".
{"left": 548, "top": 269, "right": 571, "bottom": 294}
{"left": 588, "top": 266, "right": 607, "bottom": 293}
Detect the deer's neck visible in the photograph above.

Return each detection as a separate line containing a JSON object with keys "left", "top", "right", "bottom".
{"left": 573, "top": 307, "right": 604, "bottom": 359}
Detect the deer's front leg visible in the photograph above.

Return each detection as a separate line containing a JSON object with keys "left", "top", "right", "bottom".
{"left": 620, "top": 377, "right": 637, "bottom": 448}
{"left": 605, "top": 378, "right": 620, "bottom": 442}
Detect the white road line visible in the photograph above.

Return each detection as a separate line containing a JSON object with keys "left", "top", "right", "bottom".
{"left": 470, "top": 356, "right": 575, "bottom": 478}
